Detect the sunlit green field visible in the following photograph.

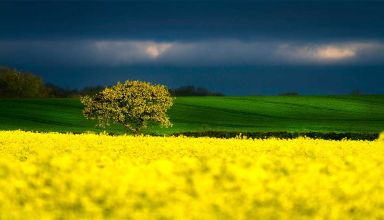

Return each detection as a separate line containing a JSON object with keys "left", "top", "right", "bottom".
{"left": 0, "top": 95, "right": 383, "bottom": 134}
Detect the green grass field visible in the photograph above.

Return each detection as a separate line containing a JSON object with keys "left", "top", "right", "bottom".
{"left": 0, "top": 95, "right": 383, "bottom": 135}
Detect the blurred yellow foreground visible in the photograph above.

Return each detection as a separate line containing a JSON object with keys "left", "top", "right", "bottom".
{"left": 0, "top": 131, "right": 383, "bottom": 219}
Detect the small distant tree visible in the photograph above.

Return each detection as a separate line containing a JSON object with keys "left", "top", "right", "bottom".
{"left": 279, "top": 92, "right": 299, "bottom": 96}
{"left": 170, "top": 85, "right": 224, "bottom": 96}
{"left": 80, "top": 80, "right": 174, "bottom": 134}
{"left": 351, "top": 89, "right": 362, "bottom": 96}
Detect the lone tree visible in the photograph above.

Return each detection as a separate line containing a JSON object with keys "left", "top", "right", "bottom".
{"left": 80, "top": 80, "right": 174, "bottom": 134}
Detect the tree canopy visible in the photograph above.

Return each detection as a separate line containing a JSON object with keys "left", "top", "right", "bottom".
{"left": 80, "top": 80, "right": 174, "bottom": 134}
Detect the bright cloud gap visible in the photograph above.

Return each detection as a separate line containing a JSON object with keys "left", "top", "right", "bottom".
{"left": 0, "top": 40, "right": 383, "bottom": 66}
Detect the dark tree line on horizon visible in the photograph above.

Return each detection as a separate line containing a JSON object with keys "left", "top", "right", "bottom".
{"left": 1, "top": 66, "right": 367, "bottom": 98}
{"left": 0, "top": 66, "right": 224, "bottom": 98}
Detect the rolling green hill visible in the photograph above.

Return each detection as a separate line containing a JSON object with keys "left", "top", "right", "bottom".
{"left": 0, "top": 96, "right": 383, "bottom": 135}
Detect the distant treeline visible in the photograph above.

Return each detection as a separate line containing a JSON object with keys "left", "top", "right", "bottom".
{"left": 0, "top": 66, "right": 105, "bottom": 98}
{"left": 1, "top": 66, "right": 365, "bottom": 98}
{"left": 171, "top": 131, "right": 379, "bottom": 141}
{"left": 0, "top": 66, "right": 224, "bottom": 98}
{"left": 44, "top": 84, "right": 105, "bottom": 98}
{"left": 169, "top": 85, "right": 224, "bottom": 96}
{"left": 0, "top": 66, "right": 47, "bottom": 98}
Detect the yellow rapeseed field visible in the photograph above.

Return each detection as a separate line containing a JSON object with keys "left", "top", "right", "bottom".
{"left": 0, "top": 131, "right": 383, "bottom": 220}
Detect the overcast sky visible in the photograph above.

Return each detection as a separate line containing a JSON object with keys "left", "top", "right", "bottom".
{"left": 1, "top": 1, "right": 384, "bottom": 95}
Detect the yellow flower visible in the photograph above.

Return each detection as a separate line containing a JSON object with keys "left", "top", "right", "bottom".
{"left": 0, "top": 130, "right": 383, "bottom": 219}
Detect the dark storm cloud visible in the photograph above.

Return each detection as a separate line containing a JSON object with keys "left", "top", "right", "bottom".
{"left": 1, "top": 1, "right": 384, "bottom": 66}
{"left": 1, "top": 1, "right": 384, "bottom": 41}
{"left": 1, "top": 1, "right": 384, "bottom": 95}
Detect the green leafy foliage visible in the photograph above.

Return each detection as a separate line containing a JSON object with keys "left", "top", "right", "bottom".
{"left": 0, "top": 67, "right": 46, "bottom": 98}
{"left": 80, "top": 80, "right": 174, "bottom": 133}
